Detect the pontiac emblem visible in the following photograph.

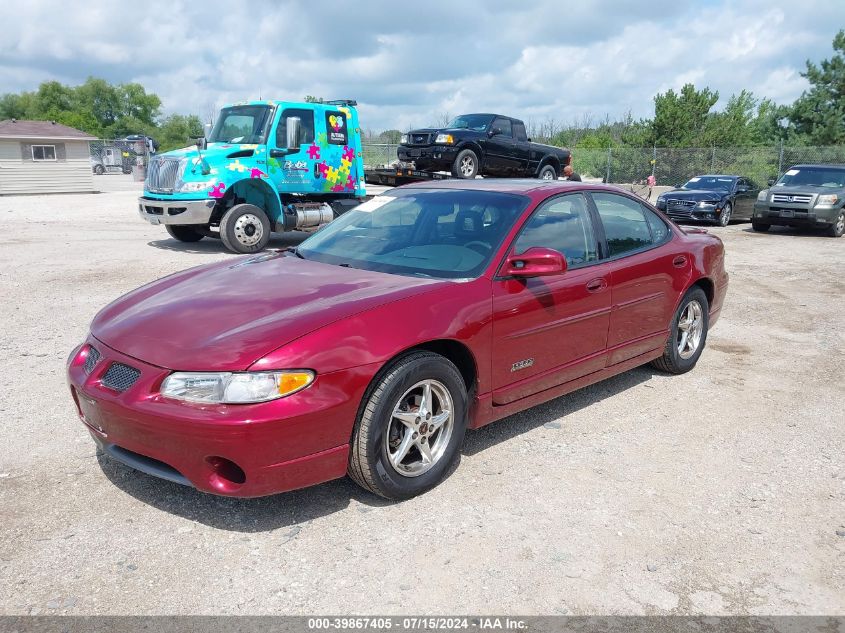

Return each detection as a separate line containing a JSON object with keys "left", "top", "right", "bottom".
{"left": 511, "top": 358, "right": 534, "bottom": 372}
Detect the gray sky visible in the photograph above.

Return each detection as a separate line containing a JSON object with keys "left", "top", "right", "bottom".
{"left": 1, "top": 0, "right": 843, "bottom": 132}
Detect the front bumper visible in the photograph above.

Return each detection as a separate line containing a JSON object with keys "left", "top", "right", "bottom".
{"left": 753, "top": 202, "right": 842, "bottom": 226}
{"left": 138, "top": 196, "right": 216, "bottom": 226}
{"left": 67, "top": 336, "right": 373, "bottom": 497}
{"left": 397, "top": 144, "right": 459, "bottom": 168}
{"left": 658, "top": 202, "right": 724, "bottom": 224}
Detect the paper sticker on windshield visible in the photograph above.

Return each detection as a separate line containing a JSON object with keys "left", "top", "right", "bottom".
{"left": 785, "top": 169, "right": 799, "bottom": 176}
{"left": 688, "top": 177, "right": 701, "bottom": 182}
{"left": 354, "top": 196, "right": 394, "bottom": 213}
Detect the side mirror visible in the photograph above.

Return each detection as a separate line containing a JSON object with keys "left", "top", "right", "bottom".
{"left": 502, "top": 247, "right": 567, "bottom": 278}
{"left": 674, "top": 183, "right": 682, "bottom": 189}
{"left": 768, "top": 178, "right": 776, "bottom": 186}
{"left": 286, "top": 116, "right": 302, "bottom": 152}
{"left": 488, "top": 127, "right": 503, "bottom": 137}
{"left": 196, "top": 137, "right": 207, "bottom": 151}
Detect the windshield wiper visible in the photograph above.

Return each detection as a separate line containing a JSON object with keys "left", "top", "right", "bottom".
{"left": 288, "top": 247, "right": 306, "bottom": 259}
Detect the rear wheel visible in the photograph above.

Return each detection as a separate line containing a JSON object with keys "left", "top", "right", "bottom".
{"left": 93, "top": 164, "right": 104, "bottom": 175}
{"left": 348, "top": 352, "right": 467, "bottom": 500}
{"left": 165, "top": 225, "right": 204, "bottom": 242}
{"left": 826, "top": 211, "right": 844, "bottom": 237}
{"left": 220, "top": 204, "right": 271, "bottom": 253}
{"left": 652, "top": 287, "right": 709, "bottom": 375}
{"left": 751, "top": 219, "right": 770, "bottom": 232}
{"left": 451, "top": 149, "right": 479, "bottom": 179}
{"left": 538, "top": 165, "right": 557, "bottom": 180}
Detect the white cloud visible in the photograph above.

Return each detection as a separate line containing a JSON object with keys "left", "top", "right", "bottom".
{"left": 0, "top": 0, "right": 842, "bottom": 132}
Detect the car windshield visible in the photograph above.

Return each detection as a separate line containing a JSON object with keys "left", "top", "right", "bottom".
{"left": 445, "top": 114, "right": 495, "bottom": 131}
{"left": 297, "top": 188, "right": 529, "bottom": 279}
{"left": 208, "top": 105, "right": 274, "bottom": 144}
{"left": 681, "top": 176, "right": 736, "bottom": 191}
{"left": 775, "top": 167, "right": 845, "bottom": 188}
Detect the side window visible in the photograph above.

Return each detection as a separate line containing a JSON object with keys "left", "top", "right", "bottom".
{"left": 591, "top": 192, "right": 654, "bottom": 257}
{"left": 492, "top": 117, "right": 512, "bottom": 138}
{"left": 513, "top": 121, "right": 527, "bottom": 142}
{"left": 513, "top": 194, "right": 599, "bottom": 267}
{"left": 643, "top": 205, "right": 670, "bottom": 243}
{"left": 276, "top": 109, "right": 315, "bottom": 147}
{"left": 325, "top": 111, "right": 348, "bottom": 145}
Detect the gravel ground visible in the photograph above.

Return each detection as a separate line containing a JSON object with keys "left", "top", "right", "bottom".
{"left": 0, "top": 177, "right": 843, "bottom": 616}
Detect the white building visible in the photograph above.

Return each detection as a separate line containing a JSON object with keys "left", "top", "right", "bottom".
{"left": 0, "top": 119, "right": 96, "bottom": 195}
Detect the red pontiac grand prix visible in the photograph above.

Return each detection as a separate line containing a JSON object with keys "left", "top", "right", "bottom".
{"left": 67, "top": 180, "right": 728, "bottom": 500}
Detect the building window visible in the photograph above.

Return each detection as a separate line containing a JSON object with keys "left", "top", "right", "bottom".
{"left": 32, "top": 145, "right": 57, "bottom": 161}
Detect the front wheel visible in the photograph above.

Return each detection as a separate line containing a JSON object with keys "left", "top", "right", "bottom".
{"left": 165, "top": 225, "right": 205, "bottom": 242}
{"left": 652, "top": 287, "right": 709, "bottom": 375}
{"left": 93, "top": 164, "right": 104, "bottom": 175}
{"left": 826, "top": 211, "right": 844, "bottom": 237}
{"left": 538, "top": 165, "right": 557, "bottom": 180}
{"left": 751, "top": 219, "right": 770, "bottom": 232}
{"left": 219, "top": 204, "right": 271, "bottom": 253}
{"left": 451, "top": 149, "right": 479, "bottom": 179}
{"left": 348, "top": 351, "right": 468, "bottom": 500}
{"left": 718, "top": 202, "right": 732, "bottom": 226}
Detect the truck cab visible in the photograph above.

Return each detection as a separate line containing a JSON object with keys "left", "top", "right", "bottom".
{"left": 138, "top": 99, "right": 366, "bottom": 253}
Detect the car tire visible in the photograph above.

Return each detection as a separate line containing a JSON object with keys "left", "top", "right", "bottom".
{"left": 348, "top": 351, "right": 468, "bottom": 500}
{"left": 219, "top": 204, "right": 271, "bottom": 254}
{"left": 451, "top": 149, "right": 479, "bottom": 179}
{"left": 165, "top": 225, "right": 205, "bottom": 242}
{"left": 751, "top": 219, "right": 770, "bottom": 232}
{"left": 826, "top": 211, "right": 844, "bottom": 237}
{"left": 718, "top": 202, "right": 732, "bottom": 226}
{"left": 538, "top": 165, "right": 557, "bottom": 181}
{"left": 651, "top": 287, "right": 709, "bottom": 375}
{"left": 93, "top": 164, "right": 105, "bottom": 175}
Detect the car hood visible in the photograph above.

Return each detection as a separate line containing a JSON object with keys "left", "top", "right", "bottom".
{"left": 663, "top": 189, "right": 727, "bottom": 201}
{"left": 770, "top": 185, "right": 843, "bottom": 195}
{"left": 91, "top": 253, "right": 445, "bottom": 371}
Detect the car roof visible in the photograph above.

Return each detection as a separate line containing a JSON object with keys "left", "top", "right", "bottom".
{"left": 787, "top": 164, "right": 845, "bottom": 169}
{"left": 691, "top": 174, "right": 739, "bottom": 179}
{"left": 398, "top": 179, "right": 626, "bottom": 196}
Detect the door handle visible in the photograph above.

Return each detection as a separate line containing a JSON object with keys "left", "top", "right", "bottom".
{"left": 314, "top": 163, "right": 320, "bottom": 178}
{"left": 672, "top": 255, "right": 688, "bottom": 268}
{"left": 586, "top": 278, "right": 607, "bottom": 293}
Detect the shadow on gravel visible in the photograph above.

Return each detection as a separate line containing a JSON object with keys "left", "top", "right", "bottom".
{"left": 97, "top": 455, "right": 397, "bottom": 532}
{"left": 146, "top": 232, "right": 309, "bottom": 255}
{"left": 462, "top": 366, "right": 655, "bottom": 456}
{"left": 739, "top": 226, "right": 835, "bottom": 237}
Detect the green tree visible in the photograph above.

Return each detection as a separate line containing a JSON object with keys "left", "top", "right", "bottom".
{"left": 651, "top": 84, "right": 719, "bottom": 147}
{"left": 157, "top": 114, "right": 204, "bottom": 151}
{"left": 788, "top": 29, "right": 845, "bottom": 144}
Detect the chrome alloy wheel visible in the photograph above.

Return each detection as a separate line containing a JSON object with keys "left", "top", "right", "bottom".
{"left": 233, "top": 213, "right": 264, "bottom": 247}
{"left": 460, "top": 155, "right": 475, "bottom": 177}
{"left": 719, "top": 203, "right": 732, "bottom": 226}
{"left": 541, "top": 168, "right": 555, "bottom": 180}
{"left": 677, "top": 299, "right": 704, "bottom": 360}
{"left": 386, "top": 379, "right": 454, "bottom": 477}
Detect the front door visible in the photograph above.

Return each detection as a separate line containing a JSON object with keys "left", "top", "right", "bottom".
{"left": 492, "top": 193, "right": 612, "bottom": 405}
{"left": 269, "top": 107, "right": 317, "bottom": 194}
{"left": 733, "top": 178, "right": 757, "bottom": 220}
{"left": 483, "top": 117, "right": 517, "bottom": 176}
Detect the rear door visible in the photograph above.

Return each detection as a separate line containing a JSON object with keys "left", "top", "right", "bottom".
{"left": 491, "top": 193, "right": 612, "bottom": 405}
{"left": 511, "top": 120, "right": 531, "bottom": 175}
{"left": 587, "top": 191, "right": 687, "bottom": 366}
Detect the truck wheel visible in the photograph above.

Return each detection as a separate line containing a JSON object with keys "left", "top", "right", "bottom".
{"left": 165, "top": 225, "right": 204, "bottom": 242}
{"left": 451, "top": 149, "right": 479, "bottom": 179}
{"left": 751, "top": 219, "right": 770, "bottom": 232}
{"left": 537, "top": 165, "right": 557, "bottom": 180}
{"left": 220, "top": 204, "right": 271, "bottom": 254}
{"left": 93, "top": 164, "right": 104, "bottom": 175}
{"left": 826, "top": 211, "right": 844, "bottom": 237}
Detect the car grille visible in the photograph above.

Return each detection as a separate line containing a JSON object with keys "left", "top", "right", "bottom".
{"left": 146, "top": 157, "right": 184, "bottom": 193}
{"left": 84, "top": 346, "right": 101, "bottom": 374}
{"left": 772, "top": 193, "right": 813, "bottom": 204}
{"left": 666, "top": 199, "right": 696, "bottom": 207}
{"left": 410, "top": 133, "right": 431, "bottom": 145}
{"left": 102, "top": 362, "right": 141, "bottom": 392}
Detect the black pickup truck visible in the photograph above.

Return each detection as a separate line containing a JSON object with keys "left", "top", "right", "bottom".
{"left": 397, "top": 113, "right": 571, "bottom": 180}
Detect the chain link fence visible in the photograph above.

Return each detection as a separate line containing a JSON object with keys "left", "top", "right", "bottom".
{"left": 573, "top": 144, "right": 845, "bottom": 188}
{"left": 89, "top": 139, "right": 150, "bottom": 178}
{"left": 362, "top": 143, "right": 399, "bottom": 168}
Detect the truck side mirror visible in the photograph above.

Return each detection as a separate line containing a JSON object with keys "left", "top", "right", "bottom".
{"left": 286, "top": 116, "right": 302, "bottom": 152}
{"left": 196, "top": 137, "right": 207, "bottom": 151}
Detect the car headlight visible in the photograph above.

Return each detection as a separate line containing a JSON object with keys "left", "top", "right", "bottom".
{"left": 657, "top": 195, "right": 666, "bottom": 202}
{"left": 434, "top": 133, "right": 454, "bottom": 144}
{"left": 696, "top": 200, "right": 718, "bottom": 208}
{"left": 176, "top": 179, "right": 216, "bottom": 193}
{"left": 757, "top": 189, "right": 768, "bottom": 201}
{"left": 161, "top": 370, "right": 315, "bottom": 404}
{"left": 816, "top": 194, "right": 839, "bottom": 206}
{"left": 400, "top": 134, "right": 409, "bottom": 144}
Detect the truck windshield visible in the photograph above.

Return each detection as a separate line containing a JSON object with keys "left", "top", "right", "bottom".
{"left": 296, "top": 188, "right": 528, "bottom": 279}
{"left": 446, "top": 114, "right": 495, "bottom": 131}
{"left": 775, "top": 167, "right": 845, "bottom": 188}
{"left": 208, "top": 105, "right": 274, "bottom": 144}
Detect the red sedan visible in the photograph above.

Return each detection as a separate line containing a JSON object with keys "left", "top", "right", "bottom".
{"left": 67, "top": 180, "right": 728, "bottom": 500}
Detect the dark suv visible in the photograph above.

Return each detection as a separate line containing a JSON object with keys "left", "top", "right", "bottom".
{"left": 398, "top": 113, "right": 571, "bottom": 179}
{"left": 753, "top": 164, "right": 845, "bottom": 237}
